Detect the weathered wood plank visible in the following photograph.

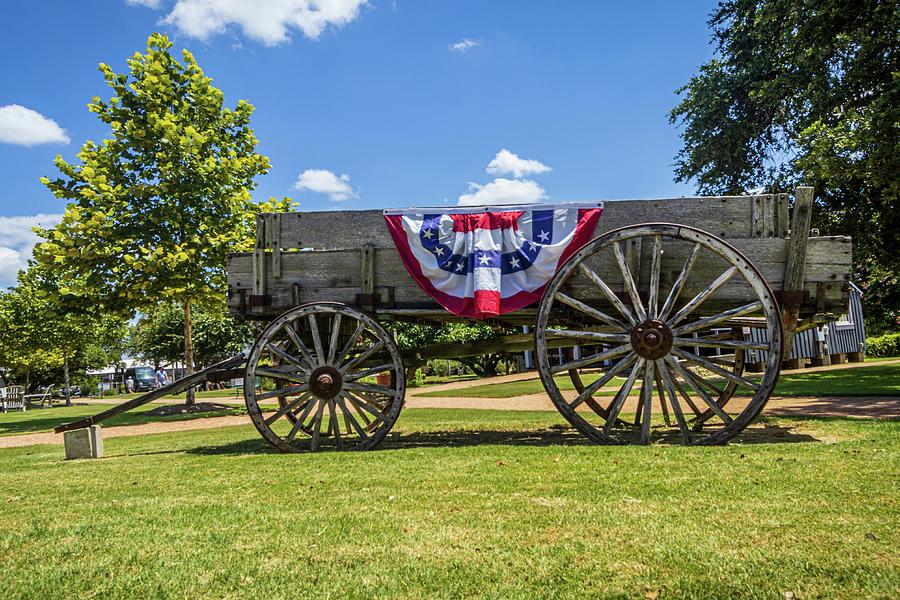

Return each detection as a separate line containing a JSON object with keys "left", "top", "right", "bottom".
{"left": 271, "top": 196, "right": 777, "bottom": 251}
{"left": 781, "top": 186, "right": 815, "bottom": 360}
{"left": 228, "top": 235, "right": 852, "bottom": 318}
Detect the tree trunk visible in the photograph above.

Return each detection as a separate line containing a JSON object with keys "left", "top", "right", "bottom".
{"left": 183, "top": 299, "right": 195, "bottom": 406}
{"left": 63, "top": 354, "right": 71, "bottom": 407}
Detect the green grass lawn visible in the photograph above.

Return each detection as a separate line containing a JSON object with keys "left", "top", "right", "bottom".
{"left": 0, "top": 409, "right": 896, "bottom": 598}
{"left": 0, "top": 402, "right": 247, "bottom": 437}
{"left": 417, "top": 361, "right": 900, "bottom": 399}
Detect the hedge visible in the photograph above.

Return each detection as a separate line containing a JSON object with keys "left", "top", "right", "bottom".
{"left": 866, "top": 332, "right": 900, "bottom": 358}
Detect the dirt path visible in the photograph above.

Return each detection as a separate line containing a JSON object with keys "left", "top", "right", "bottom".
{"left": 2, "top": 393, "right": 896, "bottom": 449}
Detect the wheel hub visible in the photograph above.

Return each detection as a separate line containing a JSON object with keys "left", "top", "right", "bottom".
{"left": 310, "top": 366, "right": 342, "bottom": 399}
{"left": 630, "top": 319, "right": 673, "bottom": 360}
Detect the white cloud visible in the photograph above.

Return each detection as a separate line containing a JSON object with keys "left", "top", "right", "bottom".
{"left": 161, "top": 0, "right": 368, "bottom": 45}
{"left": 458, "top": 178, "right": 547, "bottom": 206}
{"left": 0, "top": 214, "right": 63, "bottom": 288}
{"left": 293, "top": 168, "right": 357, "bottom": 201}
{"left": 0, "top": 105, "right": 70, "bottom": 147}
{"left": 449, "top": 38, "right": 480, "bottom": 52}
{"left": 125, "top": 0, "right": 162, "bottom": 7}
{"left": 486, "top": 148, "right": 551, "bottom": 178}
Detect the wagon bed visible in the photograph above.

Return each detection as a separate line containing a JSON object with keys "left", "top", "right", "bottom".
{"left": 228, "top": 193, "right": 850, "bottom": 322}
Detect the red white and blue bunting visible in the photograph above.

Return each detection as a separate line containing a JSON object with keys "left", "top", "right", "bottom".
{"left": 384, "top": 202, "right": 603, "bottom": 318}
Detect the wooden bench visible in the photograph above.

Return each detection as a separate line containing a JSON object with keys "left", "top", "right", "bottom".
{"left": 1, "top": 386, "right": 26, "bottom": 413}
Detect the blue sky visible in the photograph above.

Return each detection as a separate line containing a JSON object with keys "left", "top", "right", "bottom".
{"left": 0, "top": 0, "right": 717, "bottom": 285}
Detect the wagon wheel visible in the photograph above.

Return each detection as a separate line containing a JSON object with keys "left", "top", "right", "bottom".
{"left": 245, "top": 302, "right": 405, "bottom": 452}
{"left": 535, "top": 223, "right": 782, "bottom": 445}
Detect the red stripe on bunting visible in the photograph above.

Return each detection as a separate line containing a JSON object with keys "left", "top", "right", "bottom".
{"left": 450, "top": 211, "right": 523, "bottom": 232}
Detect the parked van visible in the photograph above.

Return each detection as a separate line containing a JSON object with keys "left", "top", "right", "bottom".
{"left": 124, "top": 366, "right": 156, "bottom": 392}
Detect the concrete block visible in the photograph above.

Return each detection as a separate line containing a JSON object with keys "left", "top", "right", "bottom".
{"left": 63, "top": 425, "right": 104, "bottom": 459}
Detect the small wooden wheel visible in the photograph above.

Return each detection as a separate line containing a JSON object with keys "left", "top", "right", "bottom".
{"left": 535, "top": 224, "right": 782, "bottom": 445}
{"left": 245, "top": 302, "right": 405, "bottom": 452}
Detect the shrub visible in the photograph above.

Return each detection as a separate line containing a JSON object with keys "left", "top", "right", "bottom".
{"left": 866, "top": 333, "right": 900, "bottom": 358}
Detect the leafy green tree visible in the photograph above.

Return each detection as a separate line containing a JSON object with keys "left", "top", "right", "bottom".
{"left": 670, "top": 0, "right": 899, "bottom": 332}
{"left": 0, "top": 265, "right": 127, "bottom": 403}
{"left": 0, "top": 285, "right": 62, "bottom": 389}
{"left": 36, "top": 33, "right": 289, "bottom": 403}
{"left": 390, "top": 321, "right": 514, "bottom": 378}
{"left": 128, "top": 302, "right": 256, "bottom": 370}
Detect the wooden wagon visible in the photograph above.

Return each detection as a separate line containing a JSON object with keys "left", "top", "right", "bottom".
{"left": 218, "top": 186, "right": 849, "bottom": 450}
{"left": 57, "top": 187, "right": 852, "bottom": 451}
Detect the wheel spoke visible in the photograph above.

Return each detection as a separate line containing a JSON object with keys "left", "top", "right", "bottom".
{"left": 255, "top": 368, "right": 309, "bottom": 386}
{"left": 263, "top": 393, "right": 312, "bottom": 425}
{"left": 345, "top": 363, "right": 395, "bottom": 382}
{"left": 308, "top": 314, "right": 325, "bottom": 366}
{"left": 340, "top": 340, "right": 387, "bottom": 374}
{"left": 326, "top": 314, "right": 342, "bottom": 365}
{"left": 335, "top": 322, "right": 366, "bottom": 366}
{"left": 655, "top": 360, "right": 692, "bottom": 443}
{"left": 665, "top": 355, "right": 734, "bottom": 424}
{"left": 668, "top": 266, "right": 738, "bottom": 327}
{"left": 670, "top": 347, "right": 760, "bottom": 391}
{"left": 265, "top": 343, "right": 311, "bottom": 374}
{"left": 613, "top": 241, "right": 648, "bottom": 321}
{"left": 342, "top": 392, "right": 373, "bottom": 426}
{"left": 256, "top": 385, "right": 309, "bottom": 403}
{"left": 285, "top": 398, "right": 319, "bottom": 442}
{"left": 570, "top": 353, "right": 638, "bottom": 409}
{"left": 328, "top": 398, "right": 342, "bottom": 449}
{"left": 658, "top": 242, "right": 701, "bottom": 321}
{"left": 602, "top": 358, "right": 646, "bottom": 434}
{"left": 546, "top": 329, "right": 631, "bottom": 344}
{"left": 282, "top": 323, "right": 317, "bottom": 368}
{"left": 551, "top": 343, "right": 632, "bottom": 375}
{"left": 309, "top": 398, "right": 327, "bottom": 451}
{"left": 578, "top": 263, "right": 638, "bottom": 326}
{"left": 648, "top": 235, "right": 662, "bottom": 320}
{"left": 555, "top": 292, "right": 628, "bottom": 331}
{"left": 337, "top": 394, "right": 369, "bottom": 440}
{"left": 346, "top": 393, "right": 388, "bottom": 422}
{"left": 672, "top": 337, "right": 769, "bottom": 351}
{"left": 673, "top": 301, "right": 763, "bottom": 336}
{"left": 639, "top": 361, "right": 654, "bottom": 444}
{"left": 668, "top": 365, "right": 703, "bottom": 416}
{"left": 344, "top": 381, "right": 396, "bottom": 397}
{"left": 653, "top": 367, "right": 671, "bottom": 426}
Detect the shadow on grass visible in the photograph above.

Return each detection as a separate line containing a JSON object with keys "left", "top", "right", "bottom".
{"left": 184, "top": 421, "right": 819, "bottom": 456}
{"left": 764, "top": 396, "right": 900, "bottom": 419}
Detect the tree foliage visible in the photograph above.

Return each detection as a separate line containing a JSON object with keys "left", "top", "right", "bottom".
{"left": 670, "top": 0, "right": 899, "bottom": 332}
{"left": 34, "top": 33, "right": 291, "bottom": 401}
{"left": 390, "top": 321, "right": 515, "bottom": 377}
{"left": 0, "top": 265, "right": 127, "bottom": 398}
{"left": 128, "top": 303, "right": 257, "bottom": 369}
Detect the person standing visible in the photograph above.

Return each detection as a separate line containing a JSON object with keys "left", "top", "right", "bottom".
{"left": 154, "top": 367, "right": 168, "bottom": 388}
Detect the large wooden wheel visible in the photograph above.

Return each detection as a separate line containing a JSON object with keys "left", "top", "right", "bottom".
{"left": 535, "top": 224, "right": 783, "bottom": 445}
{"left": 245, "top": 302, "right": 405, "bottom": 452}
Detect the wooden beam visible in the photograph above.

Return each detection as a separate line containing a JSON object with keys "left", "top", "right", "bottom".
{"left": 53, "top": 355, "right": 246, "bottom": 434}
{"left": 781, "top": 186, "right": 814, "bottom": 361}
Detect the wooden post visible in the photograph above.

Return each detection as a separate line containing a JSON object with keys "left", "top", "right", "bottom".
{"left": 781, "top": 186, "right": 814, "bottom": 364}
{"left": 360, "top": 243, "right": 375, "bottom": 311}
